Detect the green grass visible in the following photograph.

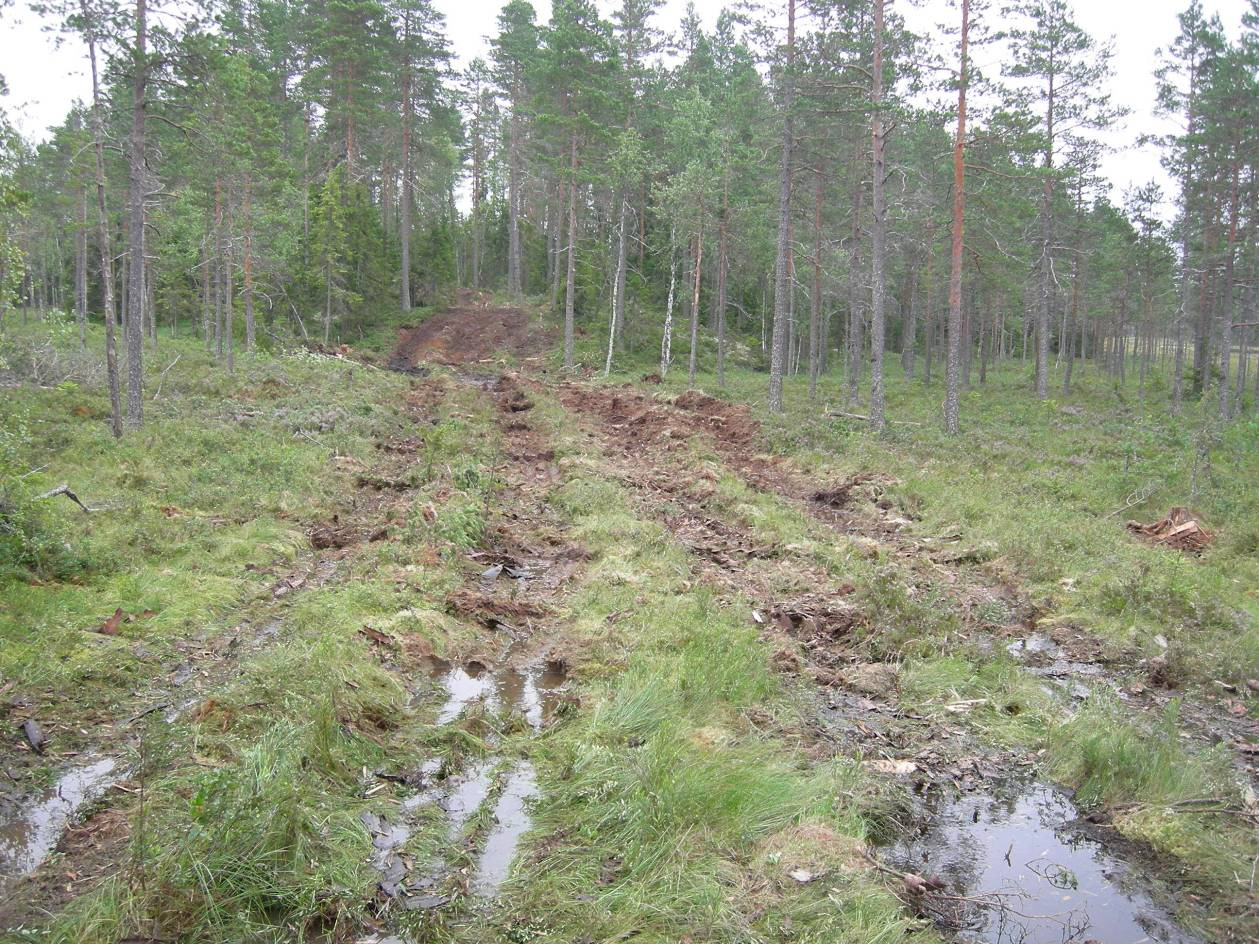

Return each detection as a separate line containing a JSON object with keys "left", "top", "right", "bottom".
{"left": 459, "top": 389, "right": 931, "bottom": 944}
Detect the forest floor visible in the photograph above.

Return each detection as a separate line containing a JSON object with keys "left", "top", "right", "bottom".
{"left": 0, "top": 299, "right": 1256, "bottom": 944}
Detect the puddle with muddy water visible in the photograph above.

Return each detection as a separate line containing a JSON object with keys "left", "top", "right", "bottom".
{"left": 0, "top": 756, "right": 119, "bottom": 892}
{"left": 369, "top": 646, "right": 566, "bottom": 910}
{"left": 883, "top": 781, "right": 1199, "bottom": 944}
{"left": 427, "top": 646, "right": 568, "bottom": 732}
{"left": 471, "top": 762, "right": 539, "bottom": 898}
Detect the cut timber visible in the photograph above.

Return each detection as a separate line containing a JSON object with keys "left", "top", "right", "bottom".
{"left": 1126, "top": 507, "right": 1213, "bottom": 553}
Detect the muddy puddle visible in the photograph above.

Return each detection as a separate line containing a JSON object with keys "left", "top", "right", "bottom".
{"left": 883, "top": 780, "right": 1199, "bottom": 944}
{"left": 427, "top": 646, "right": 567, "bottom": 731}
{"left": 0, "top": 756, "right": 119, "bottom": 892}
{"left": 471, "top": 762, "right": 538, "bottom": 898}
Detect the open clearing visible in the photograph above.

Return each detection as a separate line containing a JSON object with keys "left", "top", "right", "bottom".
{"left": 1, "top": 300, "right": 1254, "bottom": 944}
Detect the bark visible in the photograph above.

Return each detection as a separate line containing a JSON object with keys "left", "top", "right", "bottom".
{"left": 944, "top": 0, "right": 968, "bottom": 435}
{"left": 661, "top": 227, "right": 677, "bottom": 377}
{"left": 75, "top": 185, "right": 87, "bottom": 349}
{"left": 808, "top": 165, "right": 824, "bottom": 400}
{"left": 400, "top": 62, "right": 413, "bottom": 312}
{"left": 768, "top": 0, "right": 795, "bottom": 414}
{"left": 715, "top": 197, "right": 728, "bottom": 388}
{"left": 845, "top": 155, "right": 865, "bottom": 407}
{"left": 82, "top": 1, "right": 122, "bottom": 438}
{"left": 563, "top": 131, "right": 579, "bottom": 369}
{"left": 1217, "top": 162, "right": 1241, "bottom": 420}
{"left": 124, "top": 0, "right": 148, "bottom": 429}
{"left": 507, "top": 90, "right": 522, "bottom": 296}
{"left": 604, "top": 195, "right": 629, "bottom": 376}
{"left": 1063, "top": 251, "right": 1082, "bottom": 395}
{"left": 688, "top": 219, "right": 704, "bottom": 388}
{"left": 900, "top": 264, "right": 918, "bottom": 378}
{"left": 1035, "top": 70, "right": 1054, "bottom": 401}
{"left": 243, "top": 173, "right": 255, "bottom": 351}
{"left": 868, "top": 0, "right": 888, "bottom": 431}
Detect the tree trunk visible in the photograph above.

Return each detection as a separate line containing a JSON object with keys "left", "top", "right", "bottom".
{"left": 1035, "top": 67, "right": 1055, "bottom": 400}
{"left": 243, "top": 173, "right": 255, "bottom": 351}
{"left": 688, "top": 218, "right": 704, "bottom": 388}
{"left": 808, "top": 165, "right": 823, "bottom": 399}
{"left": 868, "top": 0, "right": 888, "bottom": 430}
{"left": 661, "top": 226, "right": 676, "bottom": 377}
{"left": 400, "top": 61, "right": 413, "bottom": 312}
{"left": 563, "top": 131, "right": 579, "bottom": 369}
{"left": 944, "top": 0, "right": 968, "bottom": 435}
{"left": 1217, "top": 162, "right": 1240, "bottom": 419}
{"left": 716, "top": 192, "right": 729, "bottom": 388}
{"left": 768, "top": 0, "right": 795, "bottom": 414}
{"left": 75, "top": 185, "right": 88, "bottom": 349}
{"left": 83, "top": 1, "right": 122, "bottom": 438}
{"left": 507, "top": 93, "right": 522, "bottom": 297}
{"left": 604, "top": 195, "right": 629, "bottom": 376}
{"left": 124, "top": 0, "right": 148, "bottom": 429}
{"left": 845, "top": 154, "right": 865, "bottom": 407}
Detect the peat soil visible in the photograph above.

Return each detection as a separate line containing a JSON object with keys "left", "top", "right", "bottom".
{"left": 389, "top": 290, "right": 555, "bottom": 369}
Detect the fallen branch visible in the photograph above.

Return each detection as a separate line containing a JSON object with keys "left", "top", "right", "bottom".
{"left": 1103, "top": 479, "right": 1156, "bottom": 519}
{"left": 152, "top": 353, "right": 182, "bottom": 400}
{"left": 35, "top": 483, "right": 95, "bottom": 513}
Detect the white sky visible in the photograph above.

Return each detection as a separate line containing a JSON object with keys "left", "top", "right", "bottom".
{"left": 0, "top": 0, "right": 1251, "bottom": 217}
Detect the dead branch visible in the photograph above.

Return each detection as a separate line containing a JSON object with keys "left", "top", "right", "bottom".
{"left": 152, "top": 353, "right": 182, "bottom": 399}
{"left": 35, "top": 483, "right": 97, "bottom": 513}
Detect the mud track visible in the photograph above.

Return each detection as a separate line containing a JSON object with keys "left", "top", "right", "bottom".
{"left": 388, "top": 301, "right": 1254, "bottom": 941}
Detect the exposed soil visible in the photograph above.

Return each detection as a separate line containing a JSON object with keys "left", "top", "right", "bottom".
{"left": 390, "top": 291, "right": 555, "bottom": 369}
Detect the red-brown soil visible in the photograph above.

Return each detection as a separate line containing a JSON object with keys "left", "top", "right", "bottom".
{"left": 390, "top": 292, "right": 554, "bottom": 368}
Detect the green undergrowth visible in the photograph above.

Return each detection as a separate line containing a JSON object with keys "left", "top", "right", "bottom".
{"left": 454, "top": 392, "right": 931, "bottom": 944}
{"left": 584, "top": 355, "right": 1256, "bottom": 942}
{"left": 1049, "top": 700, "right": 1255, "bottom": 939}
{"left": 609, "top": 358, "right": 1258, "bottom": 688}
{"left": 0, "top": 323, "right": 418, "bottom": 731}
{"left": 2, "top": 322, "right": 509, "bottom": 941}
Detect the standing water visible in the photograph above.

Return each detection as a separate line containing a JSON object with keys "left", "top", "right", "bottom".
{"left": 883, "top": 781, "right": 1200, "bottom": 944}
{"left": 0, "top": 756, "right": 119, "bottom": 892}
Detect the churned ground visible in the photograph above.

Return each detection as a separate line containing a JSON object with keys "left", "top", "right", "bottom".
{"left": 1, "top": 300, "right": 1255, "bottom": 943}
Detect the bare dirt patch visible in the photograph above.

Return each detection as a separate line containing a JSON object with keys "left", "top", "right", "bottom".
{"left": 390, "top": 293, "right": 554, "bottom": 368}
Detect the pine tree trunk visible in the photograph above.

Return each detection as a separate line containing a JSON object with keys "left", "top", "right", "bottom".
{"left": 661, "top": 227, "right": 676, "bottom": 377}
{"left": 768, "top": 0, "right": 795, "bottom": 414}
{"left": 869, "top": 0, "right": 888, "bottom": 430}
{"left": 124, "top": 0, "right": 147, "bottom": 429}
{"left": 83, "top": 1, "right": 122, "bottom": 438}
{"left": 944, "top": 0, "right": 968, "bottom": 435}
{"left": 808, "top": 165, "right": 823, "bottom": 399}
{"left": 400, "top": 63, "right": 413, "bottom": 312}
{"left": 1035, "top": 70, "right": 1055, "bottom": 400}
{"left": 1217, "top": 161, "right": 1240, "bottom": 419}
{"left": 75, "top": 185, "right": 88, "bottom": 349}
{"left": 845, "top": 162, "right": 864, "bottom": 407}
{"left": 716, "top": 179, "right": 729, "bottom": 388}
{"left": 507, "top": 98, "right": 522, "bottom": 297}
{"left": 688, "top": 222, "right": 704, "bottom": 389}
{"left": 243, "top": 173, "right": 255, "bottom": 351}
{"left": 563, "top": 131, "right": 579, "bottom": 369}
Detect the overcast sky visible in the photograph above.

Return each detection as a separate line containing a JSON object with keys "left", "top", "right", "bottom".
{"left": 0, "top": 0, "right": 1251, "bottom": 217}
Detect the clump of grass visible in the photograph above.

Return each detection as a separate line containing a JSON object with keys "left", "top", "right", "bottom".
{"left": 1047, "top": 699, "right": 1253, "bottom": 939}
{"left": 1048, "top": 699, "right": 1233, "bottom": 809}
{"left": 488, "top": 394, "right": 927, "bottom": 944}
